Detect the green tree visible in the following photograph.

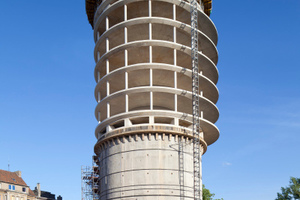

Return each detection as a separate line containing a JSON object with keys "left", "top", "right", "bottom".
{"left": 276, "top": 177, "right": 300, "bottom": 200}
{"left": 203, "top": 184, "right": 224, "bottom": 200}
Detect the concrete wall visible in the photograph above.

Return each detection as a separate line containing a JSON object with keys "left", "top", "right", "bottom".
{"left": 96, "top": 133, "right": 206, "bottom": 200}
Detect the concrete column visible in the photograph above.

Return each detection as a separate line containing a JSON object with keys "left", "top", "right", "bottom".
{"left": 149, "top": 0, "right": 152, "bottom": 17}
{"left": 125, "top": 72, "right": 128, "bottom": 89}
{"left": 97, "top": 51, "right": 100, "bottom": 62}
{"left": 149, "top": 46, "right": 152, "bottom": 63}
{"left": 97, "top": 31, "right": 100, "bottom": 41}
{"left": 97, "top": 71, "right": 100, "bottom": 82}
{"left": 98, "top": 92, "right": 101, "bottom": 103}
{"left": 106, "top": 81, "right": 110, "bottom": 97}
{"left": 106, "top": 17, "right": 109, "bottom": 30}
{"left": 149, "top": 23, "right": 152, "bottom": 40}
{"left": 107, "top": 103, "right": 110, "bottom": 118}
{"left": 124, "top": 5, "right": 128, "bottom": 43}
{"left": 106, "top": 38, "right": 109, "bottom": 52}
{"left": 125, "top": 94, "right": 129, "bottom": 112}
{"left": 149, "top": 69, "right": 153, "bottom": 86}
{"left": 124, "top": 5, "right": 127, "bottom": 21}
{"left": 125, "top": 50, "right": 128, "bottom": 66}
{"left": 124, "top": 27, "right": 128, "bottom": 43}
{"left": 106, "top": 60, "right": 109, "bottom": 74}
{"left": 98, "top": 112, "right": 101, "bottom": 123}
{"left": 150, "top": 92, "right": 153, "bottom": 110}
{"left": 174, "top": 71, "right": 177, "bottom": 112}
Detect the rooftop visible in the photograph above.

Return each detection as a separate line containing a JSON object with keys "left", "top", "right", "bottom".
{"left": 0, "top": 169, "right": 27, "bottom": 186}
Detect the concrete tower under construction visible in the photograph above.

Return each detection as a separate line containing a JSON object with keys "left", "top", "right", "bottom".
{"left": 85, "top": 0, "right": 219, "bottom": 199}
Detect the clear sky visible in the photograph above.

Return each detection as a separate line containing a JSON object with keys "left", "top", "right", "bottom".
{"left": 0, "top": 0, "right": 299, "bottom": 200}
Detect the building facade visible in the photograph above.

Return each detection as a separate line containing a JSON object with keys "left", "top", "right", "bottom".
{"left": 85, "top": 0, "right": 219, "bottom": 199}
{"left": 0, "top": 170, "right": 62, "bottom": 200}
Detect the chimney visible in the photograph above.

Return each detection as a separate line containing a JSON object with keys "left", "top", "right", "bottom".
{"left": 37, "top": 183, "right": 41, "bottom": 197}
{"left": 14, "top": 171, "right": 22, "bottom": 177}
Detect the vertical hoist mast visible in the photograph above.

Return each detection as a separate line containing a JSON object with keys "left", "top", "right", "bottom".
{"left": 191, "top": 0, "right": 202, "bottom": 200}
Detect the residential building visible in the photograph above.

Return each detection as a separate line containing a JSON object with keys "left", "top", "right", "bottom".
{"left": 0, "top": 170, "right": 62, "bottom": 200}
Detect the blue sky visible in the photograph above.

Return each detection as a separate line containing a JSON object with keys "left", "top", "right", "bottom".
{"left": 0, "top": 0, "right": 299, "bottom": 200}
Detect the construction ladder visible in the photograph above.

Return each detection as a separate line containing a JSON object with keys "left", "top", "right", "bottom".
{"left": 191, "top": 0, "right": 202, "bottom": 200}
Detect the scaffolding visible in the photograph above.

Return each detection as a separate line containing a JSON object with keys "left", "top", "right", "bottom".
{"left": 81, "top": 166, "right": 93, "bottom": 200}
{"left": 81, "top": 156, "right": 100, "bottom": 200}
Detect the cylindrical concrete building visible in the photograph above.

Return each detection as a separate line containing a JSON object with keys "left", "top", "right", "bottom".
{"left": 86, "top": 0, "right": 218, "bottom": 199}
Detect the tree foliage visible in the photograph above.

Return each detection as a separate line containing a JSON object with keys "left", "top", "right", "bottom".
{"left": 276, "top": 177, "right": 300, "bottom": 200}
{"left": 203, "top": 184, "right": 224, "bottom": 200}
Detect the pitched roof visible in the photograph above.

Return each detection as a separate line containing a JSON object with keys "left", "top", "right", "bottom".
{"left": 0, "top": 169, "right": 27, "bottom": 186}
{"left": 28, "top": 188, "right": 36, "bottom": 197}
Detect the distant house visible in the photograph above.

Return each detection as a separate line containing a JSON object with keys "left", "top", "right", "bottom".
{"left": 0, "top": 169, "right": 62, "bottom": 200}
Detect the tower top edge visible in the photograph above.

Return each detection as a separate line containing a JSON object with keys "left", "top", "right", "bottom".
{"left": 85, "top": 0, "right": 213, "bottom": 28}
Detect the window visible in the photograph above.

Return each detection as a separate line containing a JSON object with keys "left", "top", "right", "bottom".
{"left": 22, "top": 187, "right": 26, "bottom": 192}
{"left": 9, "top": 185, "right": 15, "bottom": 190}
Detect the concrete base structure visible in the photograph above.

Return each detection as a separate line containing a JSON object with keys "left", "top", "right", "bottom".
{"left": 85, "top": 0, "right": 219, "bottom": 199}
{"left": 96, "top": 133, "right": 204, "bottom": 200}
